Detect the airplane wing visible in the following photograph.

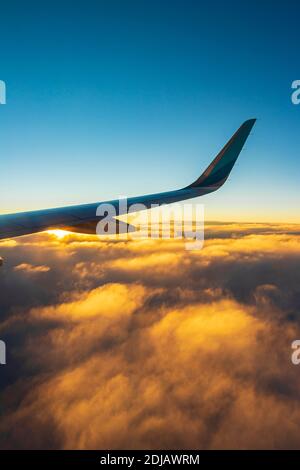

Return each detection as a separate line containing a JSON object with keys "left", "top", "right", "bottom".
{"left": 0, "top": 119, "right": 256, "bottom": 240}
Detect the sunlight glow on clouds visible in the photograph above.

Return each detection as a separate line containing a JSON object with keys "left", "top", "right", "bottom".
{"left": 0, "top": 222, "right": 300, "bottom": 449}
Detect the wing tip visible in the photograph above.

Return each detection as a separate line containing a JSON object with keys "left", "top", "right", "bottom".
{"left": 185, "top": 118, "right": 257, "bottom": 190}
{"left": 242, "top": 118, "right": 257, "bottom": 132}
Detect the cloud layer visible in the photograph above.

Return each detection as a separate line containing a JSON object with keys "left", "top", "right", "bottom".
{"left": 1, "top": 222, "right": 300, "bottom": 449}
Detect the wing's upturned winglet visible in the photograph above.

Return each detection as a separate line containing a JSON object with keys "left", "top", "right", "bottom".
{"left": 184, "top": 118, "right": 256, "bottom": 190}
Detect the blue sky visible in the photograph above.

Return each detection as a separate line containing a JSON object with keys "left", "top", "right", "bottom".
{"left": 0, "top": 0, "right": 299, "bottom": 221}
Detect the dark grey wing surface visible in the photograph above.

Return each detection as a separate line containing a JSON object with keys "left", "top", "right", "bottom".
{"left": 0, "top": 119, "right": 256, "bottom": 240}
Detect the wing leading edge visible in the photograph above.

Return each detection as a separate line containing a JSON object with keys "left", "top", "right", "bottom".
{"left": 0, "top": 119, "right": 256, "bottom": 240}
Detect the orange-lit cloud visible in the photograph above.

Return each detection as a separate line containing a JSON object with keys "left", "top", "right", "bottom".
{"left": 14, "top": 263, "right": 51, "bottom": 274}
{"left": 0, "top": 222, "right": 300, "bottom": 449}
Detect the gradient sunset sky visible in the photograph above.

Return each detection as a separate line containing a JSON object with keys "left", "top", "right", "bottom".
{"left": 0, "top": 0, "right": 299, "bottom": 222}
